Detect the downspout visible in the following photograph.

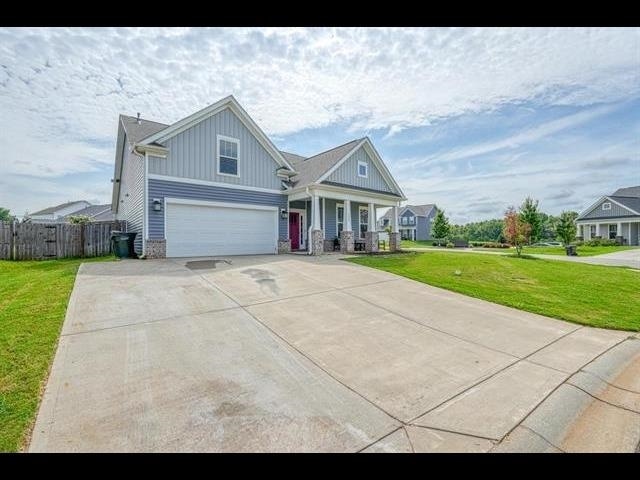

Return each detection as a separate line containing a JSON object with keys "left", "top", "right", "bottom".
{"left": 306, "top": 186, "right": 313, "bottom": 255}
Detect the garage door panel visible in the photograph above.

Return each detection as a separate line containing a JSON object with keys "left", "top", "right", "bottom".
{"left": 166, "top": 202, "right": 278, "bottom": 257}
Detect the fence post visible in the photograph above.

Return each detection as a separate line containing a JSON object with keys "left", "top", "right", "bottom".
{"left": 10, "top": 220, "right": 15, "bottom": 261}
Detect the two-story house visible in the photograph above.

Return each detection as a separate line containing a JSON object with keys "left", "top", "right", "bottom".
{"left": 576, "top": 186, "right": 640, "bottom": 245}
{"left": 378, "top": 204, "right": 437, "bottom": 241}
{"left": 111, "top": 95, "right": 407, "bottom": 258}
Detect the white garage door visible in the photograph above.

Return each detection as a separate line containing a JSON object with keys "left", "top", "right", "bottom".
{"left": 165, "top": 201, "right": 278, "bottom": 257}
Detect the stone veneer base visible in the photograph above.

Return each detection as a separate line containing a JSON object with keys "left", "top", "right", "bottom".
{"left": 145, "top": 239, "right": 167, "bottom": 259}
{"left": 365, "top": 231, "right": 379, "bottom": 253}
{"left": 340, "top": 230, "right": 355, "bottom": 253}
{"left": 278, "top": 239, "right": 291, "bottom": 254}
{"left": 389, "top": 232, "right": 400, "bottom": 252}
{"left": 311, "top": 230, "right": 324, "bottom": 255}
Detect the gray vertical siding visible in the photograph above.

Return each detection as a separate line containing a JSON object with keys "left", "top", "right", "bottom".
{"left": 580, "top": 199, "right": 636, "bottom": 219}
{"left": 321, "top": 198, "right": 368, "bottom": 240}
{"left": 631, "top": 222, "right": 639, "bottom": 246}
{"left": 118, "top": 140, "right": 144, "bottom": 254}
{"left": 149, "top": 107, "right": 282, "bottom": 190}
{"left": 417, "top": 216, "right": 428, "bottom": 240}
{"left": 325, "top": 146, "right": 394, "bottom": 193}
{"left": 148, "top": 178, "right": 288, "bottom": 240}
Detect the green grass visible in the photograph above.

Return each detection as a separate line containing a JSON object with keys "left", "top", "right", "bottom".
{"left": 521, "top": 245, "right": 638, "bottom": 257}
{"left": 400, "top": 240, "right": 434, "bottom": 248}
{"left": 346, "top": 251, "right": 640, "bottom": 331}
{"left": 0, "top": 256, "right": 114, "bottom": 452}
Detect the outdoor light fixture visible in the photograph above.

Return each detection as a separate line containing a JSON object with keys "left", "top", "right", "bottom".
{"left": 280, "top": 208, "right": 288, "bottom": 219}
{"left": 152, "top": 198, "right": 162, "bottom": 212}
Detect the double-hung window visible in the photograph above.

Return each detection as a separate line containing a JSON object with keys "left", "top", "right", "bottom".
{"left": 217, "top": 135, "right": 239, "bottom": 177}
{"left": 336, "top": 204, "right": 344, "bottom": 238}
{"left": 359, "top": 206, "right": 368, "bottom": 239}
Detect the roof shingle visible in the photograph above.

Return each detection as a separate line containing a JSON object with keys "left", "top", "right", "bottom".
{"left": 289, "top": 139, "right": 362, "bottom": 189}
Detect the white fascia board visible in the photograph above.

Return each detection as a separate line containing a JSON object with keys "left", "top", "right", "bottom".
{"left": 315, "top": 139, "right": 366, "bottom": 184}
{"left": 578, "top": 196, "right": 640, "bottom": 219}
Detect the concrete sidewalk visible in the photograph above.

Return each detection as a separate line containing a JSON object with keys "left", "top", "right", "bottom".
{"left": 29, "top": 254, "right": 640, "bottom": 452}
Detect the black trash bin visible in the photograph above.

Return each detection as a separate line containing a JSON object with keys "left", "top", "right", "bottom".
{"left": 111, "top": 231, "right": 138, "bottom": 258}
{"left": 565, "top": 244, "right": 577, "bottom": 256}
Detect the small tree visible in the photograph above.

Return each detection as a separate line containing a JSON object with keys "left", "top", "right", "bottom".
{"left": 432, "top": 209, "right": 450, "bottom": 241}
{"left": 556, "top": 211, "right": 578, "bottom": 248}
{"left": 519, "top": 196, "right": 542, "bottom": 244}
{"left": 0, "top": 207, "right": 12, "bottom": 222}
{"left": 68, "top": 215, "right": 92, "bottom": 225}
{"left": 503, "top": 206, "right": 531, "bottom": 256}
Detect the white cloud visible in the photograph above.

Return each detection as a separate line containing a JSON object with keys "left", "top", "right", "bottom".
{"left": 0, "top": 27, "right": 638, "bottom": 214}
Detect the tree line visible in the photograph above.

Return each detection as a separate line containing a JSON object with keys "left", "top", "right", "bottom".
{"left": 431, "top": 197, "right": 578, "bottom": 254}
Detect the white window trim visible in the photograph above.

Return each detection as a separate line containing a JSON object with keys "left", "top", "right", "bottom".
{"left": 216, "top": 134, "right": 240, "bottom": 178}
{"left": 602, "top": 202, "right": 612, "bottom": 211}
{"left": 336, "top": 203, "right": 344, "bottom": 238}
{"left": 358, "top": 205, "right": 369, "bottom": 239}
{"left": 357, "top": 160, "right": 368, "bottom": 178}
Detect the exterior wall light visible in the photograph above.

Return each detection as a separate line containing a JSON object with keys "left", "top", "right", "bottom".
{"left": 280, "top": 208, "right": 288, "bottom": 219}
{"left": 152, "top": 198, "right": 162, "bottom": 212}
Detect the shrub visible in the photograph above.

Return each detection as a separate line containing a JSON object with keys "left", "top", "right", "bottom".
{"left": 446, "top": 242, "right": 454, "bottom": 248}
{"left": 585, "top": 238, "right": 617, "bottom": 247}
{"left": 481, "top": 242, "right": 511, "bottom": 248}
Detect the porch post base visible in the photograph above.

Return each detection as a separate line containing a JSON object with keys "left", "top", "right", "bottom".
{"left": 365, "top": 231, "right": 379, "bottom": 253}
{"left": 340, "top": 230, "right": 355, "bottom": 253}
{"left": 389, "top": 232, "right": 400, "bottom": 252}
{"left": 278, "top": 239, "right": 291, "bottom": 254}
{"left": 311, "top": 229, "right": 324, "bottom": 255}
{"left": 145, "top": 239, "right": 166, "bottom": 259}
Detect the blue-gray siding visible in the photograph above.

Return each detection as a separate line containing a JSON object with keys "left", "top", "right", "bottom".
{"left": 580, "top": 199, "right": 637, "bottom": 219}
{"left": 118, "top": 138, "right": 144, "bottom": 254}
{"left": 325, "top": 146, "right": 394, "bottom": 194}
{"left": 149, "top": 108, "right": 282, "bottom": 190}
{"left": 148, "top": 178, "right": 288, "bottom": 240}
{"left": 417, "top": 216, "right": 428, "bottom": 240}
{"left": 323, "top": 198, "right": 368, "bottom": 240}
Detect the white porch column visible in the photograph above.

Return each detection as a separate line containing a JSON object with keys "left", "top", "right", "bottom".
{"left": 312, "top": 194, "right": 321, "bottom": 230}
{"left": 389, "top": 204, "right": 400, "bottom": 251}
{"left": 368, "top": 203, "right": 375, "bottom": 231}
{"left": 344, "top": 199, "right": 352, "bottom": 231}
{"left": 617, "top": 221, "right": 622, "bottom": 239}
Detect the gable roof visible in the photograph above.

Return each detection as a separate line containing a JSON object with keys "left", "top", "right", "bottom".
{"left": 612, "top": 186, "right": 640, "bottom": 198}
{"left": 138, "top": 95, "right": 294, "bottom": 171}
{"left": 289, "top": 139, "right": 362, "bottom": 189}
{"left": 609, "top": 196, "right": 640, "bottom": 214}
{"left": 120, "top": 115, "right": 168, "bottom": 144}
{"left": 279, "top": 150, "right": 306, "bottom": 166}
{"left": 63, "top": 204, "right": 113, "bottom": 221}
{"left": 380, "top": 204, "right": 436, "bottom": 221}
{"left": 30, "top": 200, "right": 89, "bottom": 216}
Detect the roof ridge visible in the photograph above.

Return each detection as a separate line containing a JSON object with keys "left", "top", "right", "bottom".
{"left": 304, "top": 137, "right": 363, "bottom": 162}
{"left": 120, "top": 114, "right": 169, "bottom": 127}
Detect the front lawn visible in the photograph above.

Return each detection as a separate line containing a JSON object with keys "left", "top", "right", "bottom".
{"left": 521, "top": 245, "right": 638, "bottom": 257}
{"left": 0, "top": 256, "right": 114, "bottom": 452}
{"left": 400, "top": 240, "right": 434, "bottom": 248}
{"left": 346, "top": 251, "right": 640, "bottom": 331}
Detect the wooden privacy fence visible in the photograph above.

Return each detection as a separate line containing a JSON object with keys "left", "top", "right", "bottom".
{"left": 0, "top": 220, "right": 125, "bottom": 260}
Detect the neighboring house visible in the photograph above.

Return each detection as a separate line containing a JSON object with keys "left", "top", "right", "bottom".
{"left": 111, "top": 95, "right": 406, "bottom": 258}
{"left": 378, "top": 204, "right": 437, "bottom": 241}
{"left": 27, "top": 200, "right": 91, "bottom": 223}
{"left": 63, "top": 204, "right": 115, "bottom": 222}
{"left": 576, "top": 186, "right": 640, "bottom": 246}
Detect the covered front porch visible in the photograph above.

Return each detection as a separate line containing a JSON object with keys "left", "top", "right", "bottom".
{"left": 284, "top": 184, "right": 403, "bottom": 255}
{"left": 577, "top": 219, "right": 640, "bottom": 246}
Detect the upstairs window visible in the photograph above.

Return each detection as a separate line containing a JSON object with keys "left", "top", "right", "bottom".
{"left": 358, "top": 160, "right": 368, "bottom": 178}
{"left": 217, "top": 135, "right": 239, "bottom": 177}
{"left": 602, "top": 202, "right": 611, "bottom": 211}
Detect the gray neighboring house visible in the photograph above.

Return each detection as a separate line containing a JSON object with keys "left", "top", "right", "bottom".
{"left": 62, "top": 204, "right": 115, "bottom": 222}
{"left": 576, "top": 186, "right": 640, "bottom": 246}
{"left": 27, "top": 200, "right": 91, "bottom": 223}
{"left": 378, "top": 204, "right": 437, "bottom": 241}
{"left": 111, "top": 95, "right": 406, "bottom": 258}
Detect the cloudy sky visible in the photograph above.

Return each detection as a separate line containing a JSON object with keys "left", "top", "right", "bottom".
{"left": 1, "top": 27, "right": 638, "bottom": 223}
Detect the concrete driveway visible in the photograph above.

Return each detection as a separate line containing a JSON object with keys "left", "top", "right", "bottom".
{"left": 29, "top": 254, "right": 640, "bottom": 452}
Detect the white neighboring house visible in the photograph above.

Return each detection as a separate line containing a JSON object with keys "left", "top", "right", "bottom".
{"left": 27, "top": 201, "right": 91, "bottom": 223}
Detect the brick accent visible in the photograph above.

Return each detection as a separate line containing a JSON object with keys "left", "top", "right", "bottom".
{"left": 389, "top": 232, "right": 400, "bottom": 252}
{"left": 311, "top": 229, "right": 324, "bottom": 255}
{"left": 278, "top": 239, "right": 291, "bottom": 254}
{"left": 365, "top": 231, "right": 379, "bottom": 253}
{"left": 145, "top": 239, "right": 166, "bottom": 259}
{"left": 340, "top": 230, "right": 355, "bottom": 253}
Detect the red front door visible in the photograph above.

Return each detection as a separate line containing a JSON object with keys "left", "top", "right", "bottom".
{"left": 289, "top": 212, "right": 300, "bottom": 250}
